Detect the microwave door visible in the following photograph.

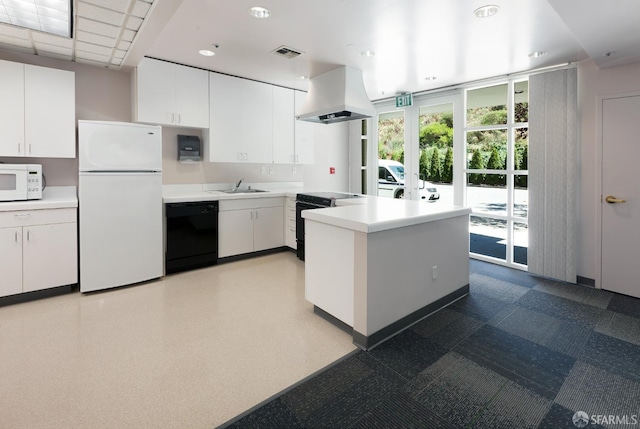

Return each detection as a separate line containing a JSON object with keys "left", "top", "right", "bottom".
{"left": 0, "top": 170, "right": 27, "bottom": 201}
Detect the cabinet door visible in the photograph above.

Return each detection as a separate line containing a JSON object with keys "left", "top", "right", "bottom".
{"left": 0, "top": 227, "right": 23, "bottom": 297}
{"left": 218, "top": 209, "right": 254, "bottom": 257}
{"left": 253, "top": 206, "right": 284, "bottom": 252}
{"left": 24, "top": 64, "right": 75, "bottom": 158}
{"left": 0, "top": 60, "right": 25, "bottom": 157}
{"left": 209, "top": 72, "right": 244, "bottom": 162}
{"left": 242, "top": 80, "right": 273, "bottom": 163}
{"left": 272, "top": 86, "right": 295, "bottom": 164}
{"left": 175, "top": 65, "right": 209, "bottom": 128}
{"left": 136, "top": 58, "right": 176, "bottom": 125}
{"left": 294, "top": 91, "right": 315, "bottom": 164}
{"left": 22, "top": 223, "right": 78, "bottom": 293}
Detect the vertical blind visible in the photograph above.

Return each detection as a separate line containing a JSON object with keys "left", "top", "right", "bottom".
{"left": 528, "top": 68, "right": 578, "bottom": 283}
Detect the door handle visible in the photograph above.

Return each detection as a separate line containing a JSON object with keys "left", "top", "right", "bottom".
{"left": 605, "top": 195, "right": 626, "bottom": 204}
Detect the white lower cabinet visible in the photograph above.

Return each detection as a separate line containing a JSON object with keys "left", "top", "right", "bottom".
{"left": 0, "top": 209, "right": 77, "bottom": 298}
{"left": 284, "top": 197, "right": 296, "bottom": 249}
{"left": 218, "top": 198, "right": 284, "bottom": 258}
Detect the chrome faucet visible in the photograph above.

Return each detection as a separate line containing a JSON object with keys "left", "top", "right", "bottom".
{"left": 234, "top": 178, "right": 244, "bottom": 192}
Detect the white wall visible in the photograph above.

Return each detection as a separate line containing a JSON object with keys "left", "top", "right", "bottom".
{"left": 576, "top": 60, "right": 640, "bottom": 282}
{"left": 303, "top": 122, "right": 350, "bottom": 191}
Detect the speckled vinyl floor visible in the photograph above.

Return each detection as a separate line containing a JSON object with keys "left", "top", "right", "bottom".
{"left": 0, "top": 252, "right": 357, "bottom": 429}
{"left": 224, "top": 260, "right": 640, "bottom": 429}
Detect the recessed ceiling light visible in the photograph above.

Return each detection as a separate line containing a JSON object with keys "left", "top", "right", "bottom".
{"left": 248, "top": 6, "right": 271, "bottom": 18}
{"left": 199, "top": 50, "right": 215, "bottom": 57}
{"left": 473, "top": 5, "right": 500, "bottom": 18}
{"left": 297, "top": 75, "right": 307, "bottom": 80}
{"left": 528, "top": 51, "right": 547, "bottom": 58}
{"left": 360, "top": 50, "right": 375, "bottom": 57}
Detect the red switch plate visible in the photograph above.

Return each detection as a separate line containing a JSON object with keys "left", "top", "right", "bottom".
{"left": 329, "top": 167, "right": 335, "bottom": 174}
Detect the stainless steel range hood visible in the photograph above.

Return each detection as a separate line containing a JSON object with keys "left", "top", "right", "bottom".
{"left": 296, "top": 66, "right": 375, "bottom": 124}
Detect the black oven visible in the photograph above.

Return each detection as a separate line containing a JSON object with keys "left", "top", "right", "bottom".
{"left": 296, "top": 192, "right": 363, "bottom": 261}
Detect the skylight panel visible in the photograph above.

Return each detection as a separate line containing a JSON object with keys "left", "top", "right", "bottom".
{"left": 0, "top": 0, "right": 71, "bottom": 37}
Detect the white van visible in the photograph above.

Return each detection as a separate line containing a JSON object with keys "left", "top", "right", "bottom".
{"left": 378, "top": 159, "right": 440, "bottom": 201}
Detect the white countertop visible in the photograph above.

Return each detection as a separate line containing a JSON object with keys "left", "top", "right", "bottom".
{"left": 162, "top": 183, "right": 335, "bottom": 203}
{"left": 0, "top": 186, "right": 78, "bottom": 212}
{"left": 303, "top": 196, "right": 471, "bottom": 233}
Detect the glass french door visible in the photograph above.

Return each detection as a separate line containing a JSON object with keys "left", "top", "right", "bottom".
{"left": 465, "top": 80, "right": 529, "bottom": 268}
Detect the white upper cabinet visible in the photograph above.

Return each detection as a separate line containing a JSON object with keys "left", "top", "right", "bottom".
{"left": 208, "top": 72, "right": 274, "bottom": 163}
{"left": 135, "top": 58, "right": 209, "bottom": 129}
{"left": 24, "top": 64, "right": 76, "bottom": 158}
{"left": 0, "top": 60, "right": 75, "bottom": 158}
{"left": 294, "top": 90, "right": 315, "bottom": 164}
{"left": 272, "top": 86, "right": 295, "bottom": 164}
{"left": 207, "top": 73, "right": 313, "bottom": 165}
{"left": 0, "top": 60, "right": 25, "bottom": 157}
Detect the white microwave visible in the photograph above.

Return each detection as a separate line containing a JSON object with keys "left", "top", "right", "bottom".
{"left": 0, "top": 164, "right": 43, "bottom": 202}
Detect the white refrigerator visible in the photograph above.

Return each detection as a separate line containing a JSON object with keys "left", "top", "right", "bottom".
{"left": 78, "top": 120, "right": 163, "bottom": 293}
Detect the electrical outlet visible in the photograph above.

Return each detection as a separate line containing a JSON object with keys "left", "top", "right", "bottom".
{"left": 432, "top": 265, "right": 438, "bottom": 279}
{"left": 269, "top": 166, "right": 275, "bottom": 174}
{"left": 260, "top": 166, "right": 266, "bottom": 174}
{"left": 292, "top": 166, "right": 297, "bottom": 174}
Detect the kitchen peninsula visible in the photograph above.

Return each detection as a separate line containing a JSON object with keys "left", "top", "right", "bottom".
{"left": 303, "top": 197, "right": 471, "bottom": 350}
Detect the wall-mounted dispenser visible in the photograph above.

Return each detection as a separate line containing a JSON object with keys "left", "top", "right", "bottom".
{"left": 177, "top": 135, "right": 201, "bottom": 162}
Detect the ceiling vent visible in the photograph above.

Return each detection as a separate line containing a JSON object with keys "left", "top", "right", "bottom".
{"left": 272, "top": 46, "right": 304, "bottom": 59}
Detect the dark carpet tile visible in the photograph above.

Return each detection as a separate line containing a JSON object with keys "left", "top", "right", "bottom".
{"left": 537, "top": 403, "right": 606, "bottom": 429}
{"left": 453, "top": 325, "right": 575, "bottom": 400}
{"left": 578, "top": 332, "right": 640, "bottom": 383}
{"left": 367, "top": 329, "right": 450, "bottom": 380}
{"left": 489, "top": 306, "right": 593, "bottom": 359}
{"left": 533, "top": 281, "right": 612, "bottom": 309}
{"left": 449, "top": 291, "right": 514, "bottom": 322}
{"left": 413, "top": 353, "right": 509, "bottom": 428}
{"left": 355, "top": 349, "right": 409, "bottom": 386}
{"left": 298, "top": 372, "right": 402, "bottom": 428}
{"left": 555, "top": 361, "right": 640, "bottom": 425}
{"left": 595, "top": 310, "right": 640, "bottom": 346}
{"left": 607, "top": 293, "right": 640, "bottom": 319}
{"left": 469, "top": 379, "right": 551, "bottom": 429}
{"left": 469, "top": 273, "right": 530, "bottom": 303}
{"left": 225, "top": 398, "right": 302, "bottom": 429}
{"left": 470, "top": 259, "right": 539, "bottom": 288}
{"left": 410, "top": 352, "right": 551, "bottom": 429}
{"left": 518, "top": 289, "right": 605, "bottom": 328}
{"left": 350, "top": 391, "right": 458, "bottom": 429}
{"left": 410, "top": 308, "right": 484, "bottom": 349}
{"left": 280, "top": 353, "right": 373, "bottom": 421}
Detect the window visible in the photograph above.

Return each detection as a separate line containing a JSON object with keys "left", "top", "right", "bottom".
{"left": 465, "top": 80, "right": 528, "bottom": 268}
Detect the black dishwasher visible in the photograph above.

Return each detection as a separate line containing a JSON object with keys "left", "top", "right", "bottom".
{"left": 165, "top": 201, "right": 218, "bottom": 274}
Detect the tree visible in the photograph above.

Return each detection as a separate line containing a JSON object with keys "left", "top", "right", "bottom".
{"left": 419, "top": 150, "right": 428, "bottom": 180}
{"left": 428, "top": 148, "right": 441, "bottom": 182}
{"left": 486, "top": 146, "right": 505, "bottom": 185}
{"left": 469, "top": 148, "right": 484, "bottom": 185}
{"left": 441, "top": 147, "right": 453, "bottom": 183}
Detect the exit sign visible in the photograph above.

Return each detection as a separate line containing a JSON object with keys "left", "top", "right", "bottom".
{"left": 395, "top": 93, "right": 413, "bottom": 108}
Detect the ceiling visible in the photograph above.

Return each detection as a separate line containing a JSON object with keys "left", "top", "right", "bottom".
{"left": 1, "top": 0, "right": 639, "bottom": 101}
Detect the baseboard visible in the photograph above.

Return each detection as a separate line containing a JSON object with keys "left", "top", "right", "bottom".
{"left": 353, "top": 284, "right": 470, "bottom": 350}
{"left": 313, "top": 306, "right": 353, "bottom": 335}
{"left": 0, "top": 284, "right": 74, "bottom": 307}
{"left": 217, "top": 247, "right": 289, "bottom": 264}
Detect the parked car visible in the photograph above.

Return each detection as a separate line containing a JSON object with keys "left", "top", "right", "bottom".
{"left": 378, "top": 159, "right": 440, "bottom": 201}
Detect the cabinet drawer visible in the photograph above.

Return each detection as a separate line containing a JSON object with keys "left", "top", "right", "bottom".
{"left": 219, "top": 197, "right": 283, "bottom": 211}
{"left": 285, "top": 197, "right": 296, "bottom": 210}
{"left": 0, "top": 208, "right": 77, "bottom": 227}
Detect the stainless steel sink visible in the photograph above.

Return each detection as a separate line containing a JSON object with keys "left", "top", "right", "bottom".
{"left": 221, "top": 188, "right": 268, "bottom": 194}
